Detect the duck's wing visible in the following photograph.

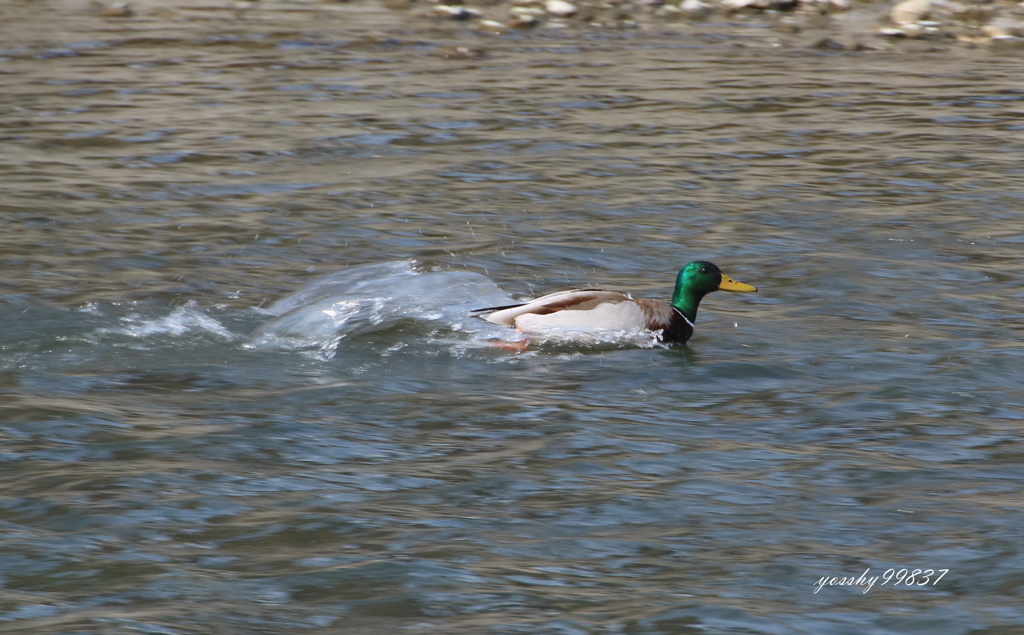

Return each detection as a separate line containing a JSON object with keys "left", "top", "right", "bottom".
{"left": 473, "top": 289, "right": 630, "bottom": 326}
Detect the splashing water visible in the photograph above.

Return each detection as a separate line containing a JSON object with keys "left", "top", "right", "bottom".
{"left": 113, "top": 301, "right": 237, "bottom": 340}
{"left": 248, "top": 260, "right": 671, "bottom": 357}
{"left": 515, "top": 324, "right": 666, "bottom": 349}
{"left": 249, "top": 261, "right": 517, "bottom": 358}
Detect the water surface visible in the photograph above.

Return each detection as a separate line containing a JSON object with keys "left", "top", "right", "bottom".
{"left": 2, "top": 2, "right": 1023, "bottom": 633}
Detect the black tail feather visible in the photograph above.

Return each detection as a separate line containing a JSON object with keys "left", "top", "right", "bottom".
{"left": 470, "top": 302, "right": 525, "bottom": 314}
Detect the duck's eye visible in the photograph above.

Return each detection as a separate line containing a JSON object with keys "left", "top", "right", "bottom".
{"left": 699, "top": 266, "right": 709, "bottom": 274}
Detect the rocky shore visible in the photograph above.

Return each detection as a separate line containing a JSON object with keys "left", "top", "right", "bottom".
{"left": 413, "top": 0, "right": 1024, "bottom": 48}
{"left": 79, "top": 0, "right": 1024, "bottom": 50}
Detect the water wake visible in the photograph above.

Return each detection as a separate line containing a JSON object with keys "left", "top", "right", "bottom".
{"left": 248, "top": 260, "right": 669, "bottom": 358}
{"left": 109, "top": 301, "right": 237, "bottom": 341}
{"left": 249, "top": 261, "right": 516, "bottom": 358}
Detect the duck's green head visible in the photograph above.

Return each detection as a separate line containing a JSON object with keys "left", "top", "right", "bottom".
{"left": 671, "top": 261, "right": 757, "bottom": 322}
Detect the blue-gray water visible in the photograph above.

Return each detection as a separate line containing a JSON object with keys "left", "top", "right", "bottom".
{"left": 2, "top": 2, "right": 1023, "bottom": 633}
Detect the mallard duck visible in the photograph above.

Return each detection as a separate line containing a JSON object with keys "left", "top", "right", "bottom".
{"left": 473, "top": 261, "right": 756, "bottom": 345}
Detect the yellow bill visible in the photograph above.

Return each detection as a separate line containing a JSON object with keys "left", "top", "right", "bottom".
{"left": 719, "top": 273, "right": 758, "bottom": 293}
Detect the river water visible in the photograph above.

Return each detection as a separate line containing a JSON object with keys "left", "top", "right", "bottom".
{"left": 2, "top": 1, "right": 1023, "bottom": 633}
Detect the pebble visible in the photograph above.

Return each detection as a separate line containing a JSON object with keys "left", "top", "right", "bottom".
{"left": 720, "top": 0, "right": 797, "bottom": 11}
{"left": 432, "top": 4, "right": 483, "bottom": 19}
{"left": 679, "top": 0, "right": 713, "bottom": 18}
{"left": 478, "top": 18, "right": 509, "bottom": 32}
{"left": 989, "top": 34, "right": 1024, "bottom": 48}
{"left": 807, "top": 0, "right": 850, "bottom": 11}
{"left": 890, "top": 0, "right": 931, "bottom": 25}
{"left": 511, "top": 6, "right": 546, "bottom": 17}
{"left": 437, "top": 45, "right": 488, "bottom": 58}
{"left": 91, "top": 1, "right": 134, "bottom": 17}
{"left": 545, "top": 0, "right": 577, "bottom": 16}
{"left": 983, "top": 16, "right": 1024, "bottom": 38}
{"left": 508, "top": 12, "right": 542, "bottom": 26}
{"left": 811, "top": 37, "right": 846, "bottom": 50}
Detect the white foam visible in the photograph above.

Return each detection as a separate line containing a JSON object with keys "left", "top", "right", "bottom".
{"left": 109, "top": 301, "right": 236, "bottom": 340}
{"left": 523, "top": 325, "right": 666, "bottom": 349}
{"left": 250, "top": 260, "right": 514, "bottom": 357}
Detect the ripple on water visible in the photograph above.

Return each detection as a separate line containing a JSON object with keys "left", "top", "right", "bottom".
{"left": 2, "top": 6, "right": 1024, "bottom": 633}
